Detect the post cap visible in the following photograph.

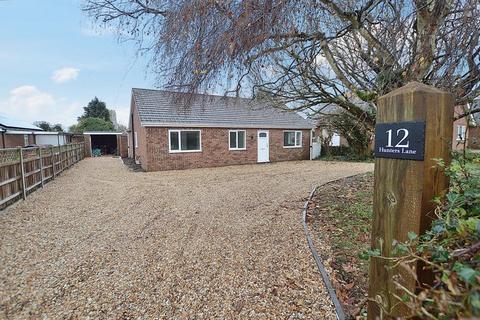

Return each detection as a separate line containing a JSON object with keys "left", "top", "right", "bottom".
{"left": 379, "top": 82, "right": 451, "bottom": 101}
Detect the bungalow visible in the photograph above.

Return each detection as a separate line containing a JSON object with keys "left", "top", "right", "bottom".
{"left": 0, "top": 114, "right": 42, "bottom": 148}
{"left": 128, "top": 89, "right": 314, "bottom": 171}
{"left": 0, "top": 114, "right": 73, "bottom": 148}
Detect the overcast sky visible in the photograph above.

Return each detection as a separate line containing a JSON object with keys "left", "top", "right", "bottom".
{"left": 0, "top": 0, "right": 153, "bottom": 128}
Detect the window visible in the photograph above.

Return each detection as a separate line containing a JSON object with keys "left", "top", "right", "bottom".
{"left": 23, "top": 134, "right": 29, "bottom": 146}
{"left": 456, "top": 125, "right": 467, "bottom": 141}
{"left": 169, "top": 130, "right": 201, "bottom": 153}
{"left": 229, "top": 130, "right": 246, "bottom": 150}
{"left": 134, "top": 132, "right": 138, "bottom": 148}
{"left": 329, "top": 133, "right": 341, "bottom": 146}
{"left": 283, "top": 131, "right": 302, "bottom": 148}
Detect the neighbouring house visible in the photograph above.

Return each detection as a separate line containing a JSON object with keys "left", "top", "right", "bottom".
{"left": 452, "top": 100, "right": 480, "bottom": 151}
{"left": 469, "top": 111, "right": 480, "bottom": 150}
{"left": 453, "top": 105, "right": 469, "bottom": 151}
{"left": 1, "top": 114, "right": 43, "bottom": 148}
{"left": 309, "top": 92, "right": 378, "bottom": 156}
{"left": 82, "top": 132, "right": 128, "bottom": 157}
{"left": 465, "top": 99, "right": 480, "bottom": 150}
{"left": 128, "top": 89, "right": 314, "bottom": 171}
{"left": 35, "top": 131, "right": 72, "bottom": 146}
{"left": 1, "top": 114, "right": 74, "bottom": 149}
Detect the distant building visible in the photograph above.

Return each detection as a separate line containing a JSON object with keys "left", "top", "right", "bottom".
{"left": 1, "top": 114, "right": 42, "bottom": 148}
{"left": 453, "top": 99, "right": 480, "bottom": 151}
{"left": 0, "top": 114, "right": 71, "bottom": 148}
{"left": 109, "top": 109, "right": 118, "bottom": 130}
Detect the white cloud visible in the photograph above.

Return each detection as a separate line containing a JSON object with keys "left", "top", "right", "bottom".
{"left": 51, "top": 67, "right": 80, "bottom": 84}
{"left": 0, "top": 85, "right": 82, "bottom": 128}
{"left": 8, "top": 85, "right": 55, "bottom": 111}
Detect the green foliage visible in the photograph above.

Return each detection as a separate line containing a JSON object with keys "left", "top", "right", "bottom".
{"left": 329, "top": 112, "right": 373, "bottom": 157}
{"left": 384, "top": 151, "right": 480, "bottom": 318}
{"left": 70, "top": 117, "right": 114, "bottom": 133}
{"left": 33, "top": 121, "right": 64, "bottom": 132}
{"left": 356, "top": 90, "right": 378, "bottom": 102}
{"left": 320, "top": 146, "right": 373, "bottom": 162}
{"left": 79, "top": 97, "right": 111, "bottom": 122}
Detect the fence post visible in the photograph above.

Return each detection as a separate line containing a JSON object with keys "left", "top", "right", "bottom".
{"left": 19, "top": 147, "right": 26, "bottom": 200}
{"left": 51, "top": 146, "right": 56, "bottom": 180}
{"left": 367, "top": 82, "right": 453, "bottom": 318}
{"left": 60, "top": 145, "right": 64, "bottom": 172}
{"left": 39, "top": 147, "right": 44, "bottom": 188}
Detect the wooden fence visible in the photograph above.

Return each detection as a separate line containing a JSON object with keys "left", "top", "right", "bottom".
{"left": 0, "top": 143, "right": 85, "bottom": 210}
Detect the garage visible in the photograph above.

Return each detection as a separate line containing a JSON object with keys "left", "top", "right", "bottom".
{"left": 83, "top": 132, "right": 128, "bottom": 157}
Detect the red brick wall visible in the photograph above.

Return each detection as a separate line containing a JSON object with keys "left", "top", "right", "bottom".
{"left": 130, "top": 100, "right": 148, "bottom": 169}
{"left": 142, "top": 127, "right": 310, "bottom": 171}
{"left": 3, "top": 134, "right": 32, "bottom": 148}
{"left": 468, "top": 126, "right": 480, "bottom": 149}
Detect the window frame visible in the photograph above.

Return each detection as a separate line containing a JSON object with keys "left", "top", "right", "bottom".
{"left": 23, "top": 134, "right": 29, "bottom": 146}
{"left": 456, "top": 125, "right": 467, "bottom": 141}
{"left": 134, "top": 132, "right": 138, "bottom": 148}
{"left": 168, "top": 129, "right": 202, "bottom": 153}
{"left": 283, "top": 130, "right": 303, "bottom": 148}
{"left": 228, "top": 129, "right": 247, "bottom": 151}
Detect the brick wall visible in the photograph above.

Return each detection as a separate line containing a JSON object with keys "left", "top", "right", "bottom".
{"left": 142, "top": 127, "right": 310, "bottom": 171}
{"left": 130, "top": 101, "right": 148, "bottom": 169}
{"left": 3, "top": 134, "right": 32, "bottom": 148}
{"left": 468, "top": 126, "right": 480, "bottom": 149}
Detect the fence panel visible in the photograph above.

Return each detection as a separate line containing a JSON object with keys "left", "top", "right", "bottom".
{"left": 0, "top": 142, "right": 85, "bottom": 210}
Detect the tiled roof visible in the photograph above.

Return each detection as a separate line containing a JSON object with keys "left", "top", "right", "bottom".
{"left": 0, "top": 113, "right": 43, "bottom": 131}
{"left": 132, "top": 88, "right": 313, "bottom": 129}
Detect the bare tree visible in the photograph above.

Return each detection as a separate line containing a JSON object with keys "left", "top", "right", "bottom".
{"left": 83, "top": 0, "right": 480, "bottom": 132}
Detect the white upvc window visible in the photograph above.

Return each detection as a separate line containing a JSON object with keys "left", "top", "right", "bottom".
{"left": 283, "top": 130, "right": 302, "bottom": 148}
{"left": 23, "top": 134, "right": 29, "bottom": 146}
{"left": 229, "top": 130, "right": 246, "bottom": 150}
{"left": 134, "top": 132, "right": 138, "bottom": 148}
{"left": 329, "top": 132, "right": 341, "bottom": 146}
{"left": 456, "top": 125, "right": 467, "bottom": 141}
{"left": 169, "top": 129, "right": 202, "bottom": 153}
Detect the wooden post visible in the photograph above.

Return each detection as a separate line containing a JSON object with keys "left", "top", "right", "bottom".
{"left": 51, "top": 146, "right": 56, "bottom": 180}
{"left": 60, "top": 145, "right": 64, "bottom": 172}
{"left": 19, "top": 147, "right": 26, "bottom": 200}
{"left": 368, "top": 82, "right": 453, "bottom": 318}
{"left": 39, "top": 147, "right": 44, "bottom": 188}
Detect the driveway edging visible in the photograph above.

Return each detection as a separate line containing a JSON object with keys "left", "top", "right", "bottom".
{"left": 302, "top": 182, "right": 348, "bottom": 320}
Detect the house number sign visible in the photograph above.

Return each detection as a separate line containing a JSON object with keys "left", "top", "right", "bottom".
{"left": 374, "top": 121, "right": 425, "bottom": 161}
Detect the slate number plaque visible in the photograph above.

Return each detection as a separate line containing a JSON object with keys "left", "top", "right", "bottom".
{"left": 374, "top": 121, "right": 425, "bottom": 160}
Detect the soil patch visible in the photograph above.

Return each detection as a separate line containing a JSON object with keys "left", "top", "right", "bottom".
{"left": 307, "top": 173, "right": 374, "bottom": 319}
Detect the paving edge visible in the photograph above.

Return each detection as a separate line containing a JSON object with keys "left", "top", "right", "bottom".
{"left": 302, "top": 179, "right": 353, "bottom": 320}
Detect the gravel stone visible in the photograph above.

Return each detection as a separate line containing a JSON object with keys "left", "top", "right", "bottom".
{"left": 0, "top": 157, "right": 373, "bottom": 319}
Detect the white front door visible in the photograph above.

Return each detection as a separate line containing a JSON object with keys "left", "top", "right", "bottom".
{"left": 257, "top": 130, "right": 269, "bottom": 163}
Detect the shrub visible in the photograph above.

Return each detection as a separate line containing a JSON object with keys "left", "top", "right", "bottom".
{"left": 382, "top": 152, "right": 480, "bottom": 318}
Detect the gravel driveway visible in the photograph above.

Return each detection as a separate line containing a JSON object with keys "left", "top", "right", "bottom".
{"left": 0, "top": 158, "right": 373, "bottom": 319}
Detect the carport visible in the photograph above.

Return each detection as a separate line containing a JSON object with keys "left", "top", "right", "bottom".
{"left": 83, "top": 132, "right": 127, "bottom": 157}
